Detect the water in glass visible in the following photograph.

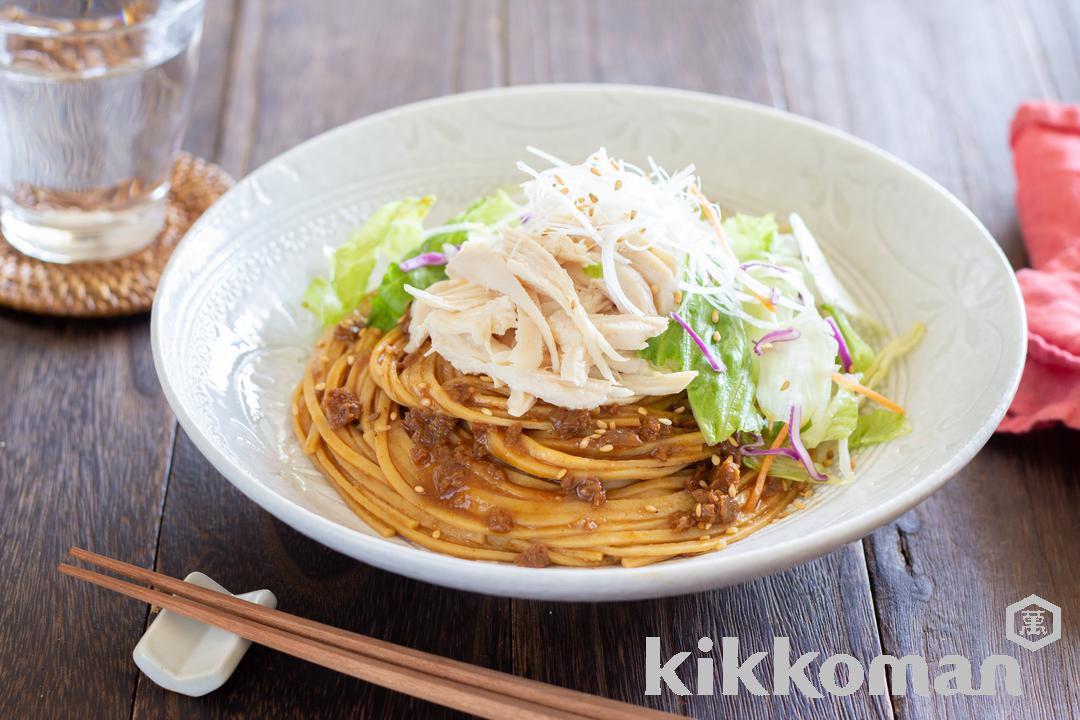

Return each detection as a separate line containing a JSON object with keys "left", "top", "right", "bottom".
{"left": 0, "top": 1, "right": 203, "bottom": 262}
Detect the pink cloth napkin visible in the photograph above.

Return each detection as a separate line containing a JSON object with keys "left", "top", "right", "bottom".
{"left": 999, "top": 101, "right": 1080, "bottom": 432}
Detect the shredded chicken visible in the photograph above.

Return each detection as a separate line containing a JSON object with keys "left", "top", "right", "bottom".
{"left": 405, "top": 229, "right": 696, "bottom": 413}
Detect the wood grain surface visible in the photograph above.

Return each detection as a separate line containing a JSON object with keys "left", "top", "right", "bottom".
{"left": 1, "top": 1, "right": 1077, "bottom": 719}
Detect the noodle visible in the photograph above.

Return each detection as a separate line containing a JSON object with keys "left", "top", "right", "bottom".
{"left": 292, "top": 318, "right": 806, "bottom": 568}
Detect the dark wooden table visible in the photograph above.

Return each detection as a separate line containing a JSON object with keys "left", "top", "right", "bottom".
{"left": 2, "top": 1, "right": 1078, "bottom": 718}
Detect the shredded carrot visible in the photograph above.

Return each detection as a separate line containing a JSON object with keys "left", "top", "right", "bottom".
{"left": 688, "top": 185, "right": 773, "bottom": 311}
{"left": 744, "top": 423, "right": 789, "bottom": 513}
{"left": 832, "top": 372, "right": 905, "bottom": 414}
{"left": 747, "top": 286, "right": 777, "bottom": 312}
{"left": 689, "top": 185, "right": 735, "bottom": 256}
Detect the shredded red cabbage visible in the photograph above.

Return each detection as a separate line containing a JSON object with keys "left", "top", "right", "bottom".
{"left": 824, "top": 316, "right": 853, "bottom": 372}
{"left": 752, "top": 327, "right": 801, "bottom": 356}
{"left": 399, "top": 252, "right": 449, "bottom": 272}
{"left": 741, "top": 407, "right": 829, "bottom": 481}
{"left": 737, "top": 432, "right": 764, "bottom": 453}
{"left": 740, "top": 261, "right": 791, "bottom": 273}
{"left": 788, "top": 404, "right": 829, "bottom": 482}
{"left": 741, "top": 446, "right": 799, "bottom": 459}
{"left": 669, "top": 311, "right": 724, "bottom": 372}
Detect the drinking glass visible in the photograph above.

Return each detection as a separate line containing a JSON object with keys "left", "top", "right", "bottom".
{"left": 0, "top": 0, "right": 204, "bottom": 263}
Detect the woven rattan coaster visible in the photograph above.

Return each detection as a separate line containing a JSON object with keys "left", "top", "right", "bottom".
{"left": 0, "top": 153, "right": 233, "bottom": 318}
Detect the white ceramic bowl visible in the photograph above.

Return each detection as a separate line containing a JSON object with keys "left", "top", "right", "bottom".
{"left": 152, "top": 85, "right": 1025, "bottom": 601}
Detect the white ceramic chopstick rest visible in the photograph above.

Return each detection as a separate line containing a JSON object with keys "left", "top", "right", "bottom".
{"left": 132, "top": 571, "right": 277, "bottom": 697}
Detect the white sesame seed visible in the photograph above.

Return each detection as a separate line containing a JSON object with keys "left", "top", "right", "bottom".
{"left": 710, "top": 454, "right": 720, "bottom": 466}
{"left": 674, "top": 406, "right": 685, "bottom": 414}
{"left": 432, "top": 529, "right": 442, "bottom": 540}
{"left": 590, "top": 167, "right": 601, "bottom": 176}
{"left": 614, "top": 179, "right": 623, "bottom": 190}
{"left": 420, "top": 398, "right": 431, "bottom": 407}
{"left": 728, "top": 485, "right": 738, "bottom": 497}
{"left": 711, "top": 310, "right": 720, "bottom": 323}
{"left": 658, "top": 417, "right": 673, "bottom": 426}
{"left": 726, "top": 526, "right": 739, "bottom": 535}
{"left": 637, "top": 407, "right": 648, "bottom": 416}
{"left": 480, "top": 408, "right": 493, "bottom": 416}
{"left": 644, "top": 504, "right": 659, "bottom": 513}
{"left": 390, "top": 411, "right": 398, "bottom": 421}
{"left": 414, "top": 485, "right": 425, "bottom": 493}
{"left": 578, "top": 438, "right": 590, "bottom": 449}
{"left": 712, "top": 331, "right": 721, "bottom": 342}
{"left": 346, "top": 355, "right": 356, "bottom": 365}
{"left": 780, "top": 380, "right": 791, "bottom": 391}
{"left": 597, "top": 420, "right": 608, "bottom": 430}
{"left": 314, "top": 382, "right": 326, "bottom": 391}
{"left": 599, "top": 444, "right": 615, "bottom": 453}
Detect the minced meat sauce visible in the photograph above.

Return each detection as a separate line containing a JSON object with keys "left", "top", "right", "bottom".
{"left": 638, "top": 415, "right": 671, "bottom": 442}
{"left": 322, "top": 388, "right": 361, "bottom": 429}
{"left": 670, "top": 457, "right": 742, "bottom": 533}
{"left": 515, "top": 543, "right": 551, "bottom": 568}
{"left": 487, "top": 507, "right": 513, "bottom": 533}
{"left": 401, "top": 407, "right": 456, "bottom": 447}
{"left": 561, "top": 474, "right": 606, "bottom": 508}
{"left": 548, "top": 407, "right": 592, "bottom": 438}
{"left": 402, "top": 408, "right": 509, "bottom": 507}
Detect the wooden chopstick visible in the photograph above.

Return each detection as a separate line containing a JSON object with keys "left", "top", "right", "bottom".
{"left": 59, "top": 562, "right": 580, "bottom": 720}
{"left": 61, "top": 548, "right": 681, "bottom": 720}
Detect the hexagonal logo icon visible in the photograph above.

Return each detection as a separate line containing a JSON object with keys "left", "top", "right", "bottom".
{"left": 1006, "top": 594, "right": 1061, "bottom": 652}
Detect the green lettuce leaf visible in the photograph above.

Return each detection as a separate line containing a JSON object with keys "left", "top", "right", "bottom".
{"left": 801, "top": 386, "right": 859, "bottom": 447}
{"left": 721, "top": 213, "right": 777, "bottom": 262}
{"left": 301, "top": 277, "right": 345, "bottom": 327}
{"left": 366, "top": 191, "right": 517, "bottom": 331}
{"left": 582, "top": 263, "right": 604, "bottom": 278}
{"left": 743, "top": 454, "right": 818, "bottom": 484}
{"left": 640, "top": 294, "right": 762, "bottom": 444}
{"left": 850, "top": 409, "right": 911, "bottom": 448}
{"left": 303, "top": 196, "right": 434, "bottom": 326}
{"left": 822, "top": 304, "right": 874, "bottom": 373}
